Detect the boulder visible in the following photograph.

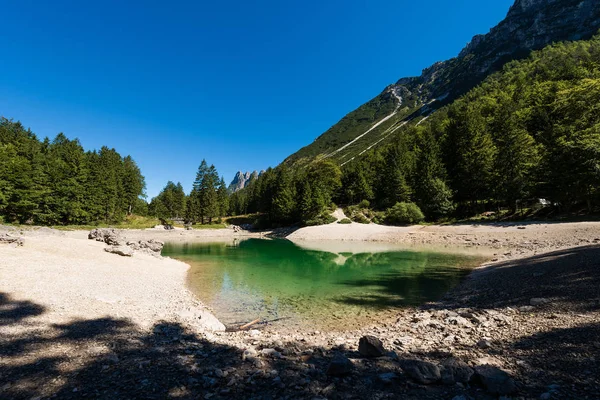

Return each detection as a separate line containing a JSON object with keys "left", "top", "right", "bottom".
{"left": 440, "top": 358, "right": 474, "bottom": 385}
{"left": 358, "top": 335, "right": 386, "bottom": 358}
{"left": 0, "top": 233, "right": 24, "bottom": 247}
{"left": 89, "top": 228, "right": 123, "bottom": 246}
{"left": 400, "top": 359, "right": 441, "bottom": 384}
{"left": 104, "top": 245, "right": 134, "bottom": 257}
{"left": 473, "top": 365, "right": 517, "bottom": 395}
{"left": 326, "top": 355, "right": 354, "bottom": 376}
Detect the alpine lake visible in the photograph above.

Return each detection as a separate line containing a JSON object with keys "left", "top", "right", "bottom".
{"left": 162, "top": 239, "right": 489, "bottom": 331}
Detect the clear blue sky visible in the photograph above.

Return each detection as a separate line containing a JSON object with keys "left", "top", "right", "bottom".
{"left": 0, "top": 0, "right": 514, "bottom": 198}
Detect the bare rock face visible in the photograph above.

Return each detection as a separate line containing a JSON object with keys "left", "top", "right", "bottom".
{"left": 228, "top": 170, "right": 264, "bottom": 192}
{"left": 396, "top": 0, "right": 600, "bottom": 104}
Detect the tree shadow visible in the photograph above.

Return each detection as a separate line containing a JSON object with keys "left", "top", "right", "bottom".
{"left": 436, "top": 245, "right": 600, "bottom": 311}
{"left": 0, "top": 292, "right": 46, "bottom": 326}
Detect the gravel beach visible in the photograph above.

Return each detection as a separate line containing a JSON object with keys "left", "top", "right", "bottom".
{"left": 1, "top": 222, "right": 599, "bottom": 399}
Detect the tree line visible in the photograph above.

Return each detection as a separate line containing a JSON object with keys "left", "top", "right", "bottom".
{"left": 149, "top": 160, "right": 229, "bottom": 224}
{"left": 3, "top": 35, "right": 599, "bottom": 228}
{"left": 0, "top": 118, "right": 146, "bottom": 225}
{"left": 227, "top": 34, "right": 600, "bottom": 225}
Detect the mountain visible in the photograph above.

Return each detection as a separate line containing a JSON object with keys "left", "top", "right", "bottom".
{"left": 284, "top": 0, "right": 600, "bottom": 167}
{"left": 228, "top": 170, "right": 262, "bottom": 192}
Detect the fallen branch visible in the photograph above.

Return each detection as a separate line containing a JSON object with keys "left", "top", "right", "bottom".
{"left": 239, "top": 318, "right": 260, "bottom": 330}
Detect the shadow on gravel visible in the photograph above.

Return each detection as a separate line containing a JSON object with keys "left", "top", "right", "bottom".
{"left": 0, "top": 294, "right": 422, "bottom": 400}
{"left": 0, "top": 292, "right": 45, "bottom": 326}
{"left": 438, "top": 245, "right": 600, "bottom": 311}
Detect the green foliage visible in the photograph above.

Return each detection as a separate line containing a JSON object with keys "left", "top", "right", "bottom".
{"left": 385, "top": 202, "right": 425, "bottom": 225}
{"left": 148, "top": 181, "right": 186, "bottom": 220}
{"left": 304, "top": 212, "right": 337, "bottom": 227}
{"left": 0, "top": 118, "right": 146, "bottom": 225}
{"left": 338, "top": 218, "right": 352, "bottom": 224}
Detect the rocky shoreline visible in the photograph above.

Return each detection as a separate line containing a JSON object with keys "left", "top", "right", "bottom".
{"left": 1, "top": 223, "right": 599, "bottom": 399}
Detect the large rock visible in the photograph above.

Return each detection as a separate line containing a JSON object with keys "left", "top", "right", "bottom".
{"left": 89, "top": 228, "right": 123, "bottom": 245}
{"left": 358, "top": 335, "right": 386, "bottom": 358}
{"left": 104, "top": 245, "right": 134, "bottom": 257}
{"left": 473, "top": 365, "right": 517, "bottom": 395}
{"left": 127, "top": 239, "right": 164, "bottom": 254}
{"left": 440, "top": 358, "right": 474, "bottom": 385}
{"left": 0, "top": 233, "right": 24, "bottom": 247}
{"left": 326, "top": 355, "right": 354, "bottom": 376}
{"left": 400, "top": 359, "right": 441, "bottom": 385}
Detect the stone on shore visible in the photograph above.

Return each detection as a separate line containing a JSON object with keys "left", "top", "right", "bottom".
{"left": 358, "top": 335, "right": 386, "bottom": 358}
{"left": 473, "top": 365, "right": 517, "bottom": 395}
{"left": 400, "top": 359, "right": 441, "bottom": 384}
{"left": 327, "top": 355, "right": 354, "bottom": 376}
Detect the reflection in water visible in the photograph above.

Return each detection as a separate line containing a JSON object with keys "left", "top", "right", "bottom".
{"left": 162, "top": 239, "right": 484, "bottom": 330}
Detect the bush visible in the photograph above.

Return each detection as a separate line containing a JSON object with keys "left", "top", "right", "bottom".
{"left": 350, "top": 213, "right": 370, "bottom": 224}
{"left": 304, "top": 212, "right": 337, "bottom": 226}
{"left": 385, "top": 202, "right": 425, "bottom": 225}
{"left": 358, "top": 199, "right": 371, "bottom": 209}
{"left": 338, "top": 218, "right": 352, "bottom": 224}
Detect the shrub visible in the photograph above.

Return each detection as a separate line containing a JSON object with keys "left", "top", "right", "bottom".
{"left": 358, "top": 199, "right": 371, "bottom": 209}
{"left": 338, "top": 218, "right": 352, "bottom": 224}
{"left": 350, "top": 213, "right": 370, "bottom": 224}
{"left": 304, "top": 212, "right": 337, "bottom": 226}
{"left": 385, "top": 202, "right": 425, "bottom": 225}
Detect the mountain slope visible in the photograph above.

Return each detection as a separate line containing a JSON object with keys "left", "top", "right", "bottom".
{"left": 284, "top": 0, "right": 600, "bottom": 166}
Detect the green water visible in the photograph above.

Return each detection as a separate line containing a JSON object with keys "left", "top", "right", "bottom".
{"left": 162, "top": 239, "right": 485, "bottom": 330}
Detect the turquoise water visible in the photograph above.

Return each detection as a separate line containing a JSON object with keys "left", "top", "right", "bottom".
{"left": 162, "top": 239, "right": 484, "bottom": 330}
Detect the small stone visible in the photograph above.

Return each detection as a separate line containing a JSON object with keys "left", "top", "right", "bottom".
{"left": 326, "top": 355, "right": 354, "bottom": 377}
{"left": 477, "top": 339, "right": 492, "bottom": 349}
{"left": 358, "top": 336, "right": 386, "bottom": 357}
{"left": 400, "top": 359, "right": 441, "bottom": 385}
{"left": 242, "top": 348, "right": 257, "bottom": 361}
{"left": 260, "top": 348, "right": 282, "bottom": 358}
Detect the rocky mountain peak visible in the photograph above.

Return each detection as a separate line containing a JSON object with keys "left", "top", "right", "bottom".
{"left": 228, "top": 170, "right": 262, "bottom": 192}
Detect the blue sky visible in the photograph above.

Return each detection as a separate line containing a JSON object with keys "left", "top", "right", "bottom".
{"left": 0, "top": 0, "right": 514, "bottom": 198}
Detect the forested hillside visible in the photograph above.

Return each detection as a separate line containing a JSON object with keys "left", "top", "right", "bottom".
{"left": 230, "top": 35, "right": 600, "bottom": 226}
{"left": 284, "top": 0, "right": 600, "bottom": 166}
{"left": 0, "top": 118, "right": 146, "bottom": 225}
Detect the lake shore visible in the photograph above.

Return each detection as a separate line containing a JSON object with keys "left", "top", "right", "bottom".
{"left": 1, "top": 222, "right": 599, "bottom": 399}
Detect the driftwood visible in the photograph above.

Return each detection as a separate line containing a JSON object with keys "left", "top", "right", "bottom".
{"left": 239, "top": 318, "right": 260, "bottom": 330}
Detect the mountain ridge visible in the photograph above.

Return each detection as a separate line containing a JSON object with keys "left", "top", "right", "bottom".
{"left": 284, "top": 0, "right": 600, "bottom": 167}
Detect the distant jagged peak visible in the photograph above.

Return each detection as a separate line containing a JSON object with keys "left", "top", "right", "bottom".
{"left": 228, "top": 170, "right": 263, "bottom": 192}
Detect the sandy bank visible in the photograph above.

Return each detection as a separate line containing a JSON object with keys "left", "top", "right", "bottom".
{"left": 0, "top": 229, "right": 224, "bottom": 334}
{"left": 288, "top": 220, "right": 600, "bottom": 261}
